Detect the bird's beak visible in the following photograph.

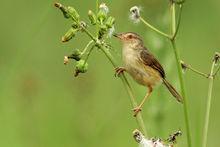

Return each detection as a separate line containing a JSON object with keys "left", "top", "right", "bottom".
{"left": 113, "top": 33, "right": 123, "bottom": 39}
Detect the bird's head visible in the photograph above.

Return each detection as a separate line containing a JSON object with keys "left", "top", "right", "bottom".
{"left": 113, "top": 32, "right": 143, "bottom": 48}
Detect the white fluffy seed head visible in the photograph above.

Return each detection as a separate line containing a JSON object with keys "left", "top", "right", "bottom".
{"left": 129, "top": 6, "right": 141, "bottom": 23}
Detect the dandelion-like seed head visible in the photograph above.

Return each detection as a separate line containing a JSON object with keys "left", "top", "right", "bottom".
{"left": 99, "top": 3, "right": 109, "bottom": 14}
{"left": 129, "top": 6, "right": 141, "bottom": 23}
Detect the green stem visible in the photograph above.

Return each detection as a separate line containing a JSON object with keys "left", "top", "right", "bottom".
{"left": 171, "top": 41, "right": 192, "bottom": 147}
{"left": 99, "top": 45, "right": 148, "bottom": 136}
{"left": 202, "top": 61, "right": 215, "bottom": 147}
{"left": 187, "top": 65, "right": 209, "bottom": 78}
{"left": 139, "top": 17, "right": 171, "bottom": 39}
{"left": 81, "top": 40, "right": 94, "bottom": 55}
{"left": 170, "top": 2, "right": 192, "bottom": 147}
{"left": 81, "top": 24, "right": 147, "bottom": 136}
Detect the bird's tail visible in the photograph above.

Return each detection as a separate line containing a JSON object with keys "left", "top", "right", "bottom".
{"left": 162, "top": 79, "right": 183, "bottom": 103}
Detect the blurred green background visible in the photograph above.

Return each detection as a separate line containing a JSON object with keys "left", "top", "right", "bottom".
{"left": 0, "top": 0, "right": 220, "bottom": 146}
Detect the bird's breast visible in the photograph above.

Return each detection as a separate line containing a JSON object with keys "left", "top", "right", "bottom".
{"left": 122, "top": 47, "right": 162, "bottom": 87}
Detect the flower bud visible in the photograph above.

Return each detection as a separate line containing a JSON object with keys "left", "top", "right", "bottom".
{"left": 105, "top": 16, "right": 115, "bottom": 28}
{"left": 68, "top": 49, "right": 81, "bottom": 61}
{"left": 74, "top": 60, "right": 88, "bottom": 77}
{"left": 97, "top": 3, "right": 109, "bottom": 23}
{"left": 88, "top": 10, "right": 96, "bottom": 25}
{"left": 54, "top": 3, "right": 70, "bottom": 19}
{"left": 67, "top": 6, "right": 80, "bottom": 21}
{"left": 62, "top": 28, "right": 78, "bottom": 42}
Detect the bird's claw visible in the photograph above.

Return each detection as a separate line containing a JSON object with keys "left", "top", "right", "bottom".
{"left": 115, "top": 67, "right": 126, "bottom": 77}
{"left": 132, "top": 107, "right": 142, "bottom": 117}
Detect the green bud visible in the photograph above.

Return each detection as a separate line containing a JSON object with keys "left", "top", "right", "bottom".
{"left": 97, "top": 3, "right": 109, "bottom": 23}
{"left": 69, "top": 49, "right": 81, "bottom": 61}
{"left": 97, "top": 10, "right": 107, "bottom": 23}
{"left": 62, "top": 28, "right": 78, "bottom": 42}
{"left": 54, "top": 3, "right": 70, "bottom": 19}
{"left": 74, "top": 60, "right": 88, "bottom": 77}
{"left": 88, "top": 10, "right": 96, "bottom": 25}
{"left": 67, "top": 6, "right": 80, "bottom": 21}
{"left": 105, "top": 16, "right": 115, "bottom": 28}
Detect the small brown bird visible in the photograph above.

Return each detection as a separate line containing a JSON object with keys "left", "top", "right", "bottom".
{"left": 114, "top": 32, "right": 182, "bottom": 116}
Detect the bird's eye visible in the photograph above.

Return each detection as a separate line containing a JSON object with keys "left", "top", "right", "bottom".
{"left": 127, "top": 35, "right": 133, "bottom": 39}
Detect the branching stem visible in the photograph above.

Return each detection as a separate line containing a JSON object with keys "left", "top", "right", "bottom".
{"left": 140, "top": 1, "right": 192, "bottom": 146}
{"left": 170, "top": 2, "right": 192, "bottom": 147}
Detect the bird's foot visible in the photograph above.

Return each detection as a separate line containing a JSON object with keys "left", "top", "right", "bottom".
{"left": 115, "top": 67, "right": 126, "bottom": 77}
{"left": 132, "top": 107, "right": 142, "bottom": 117}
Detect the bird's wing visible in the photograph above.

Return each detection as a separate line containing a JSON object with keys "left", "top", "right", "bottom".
{"left": 140, "top": 48, "right": 165, "bottom": 78}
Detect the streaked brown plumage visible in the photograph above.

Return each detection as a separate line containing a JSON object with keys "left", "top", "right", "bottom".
{"left": 114, "top": 32, "right": 182, "bottom": 116}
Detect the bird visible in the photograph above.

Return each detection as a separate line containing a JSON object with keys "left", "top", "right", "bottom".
{"left": 113, "top": 32, "right": 182, "bottom": 117}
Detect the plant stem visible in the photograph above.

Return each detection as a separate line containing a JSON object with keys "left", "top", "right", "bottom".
{"left": 99, "top": 45, "right": 147, "bottom": 136}
{"left": 81, "top": 25, "right": 148, "bottom": 136}
{"left": 186, "top": 64, "right": 209, "bottom": 78}
{"left": 202, "top": 61, "right": 215, "bottom": 147}
{"left": 139, "top": 17, "right": 171, "bottom": 39}
{"left": 81, "top": 40, "right": 94, "bottom": 55}
{"left": 170, "top": 2, "right": 192, "bottom": 147}
{"left": 139, "top": 1, "right": 192, "bottom": 143}
{"left": 171, "top": 41, "right": 192, "bottom": 147}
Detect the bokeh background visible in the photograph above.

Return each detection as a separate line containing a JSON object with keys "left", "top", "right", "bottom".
{"left": 0, "top": 0, "right": 220, "bottom": 146}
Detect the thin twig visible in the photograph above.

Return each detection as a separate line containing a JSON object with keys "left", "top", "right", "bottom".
{"left": 187, "top": 65, "right": 209, "bottom": 78}
{"left": 181, "top": 61, "right": 209, "bottom": 78}
{"left": 139, "top": 17, "right": 171, "bottom": 39}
